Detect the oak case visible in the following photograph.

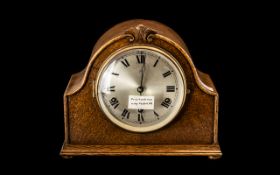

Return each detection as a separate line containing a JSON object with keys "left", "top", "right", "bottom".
{"left": 60, "top": 19, "right": 222, "bottom": 159}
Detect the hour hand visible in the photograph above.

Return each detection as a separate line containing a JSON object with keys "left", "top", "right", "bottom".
{"left": 137, "top": 67, "right": 144, "bottom": 94}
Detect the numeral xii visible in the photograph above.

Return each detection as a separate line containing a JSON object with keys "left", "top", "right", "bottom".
{"left": 136, "top": 54, "right": 145, "bottom": 64}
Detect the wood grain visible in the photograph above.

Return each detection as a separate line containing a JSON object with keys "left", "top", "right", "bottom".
{"left": 61, "top": 144, "right": 222, "bottom": 157}
{"left": 61, "top": 19, "right": 221, "bottom": 158}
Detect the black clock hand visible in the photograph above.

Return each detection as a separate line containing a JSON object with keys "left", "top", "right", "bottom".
{"left": 137, "top": 53, "right": 145, "bottom": 95}
{"left": 137, "top": 65, "right": 144, "bottom": 95}
{"left": 140, "top": 63, "right": 145, "bottom": 90}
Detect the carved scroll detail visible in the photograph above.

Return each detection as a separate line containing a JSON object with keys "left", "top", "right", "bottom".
{"left": 124, "top": 24, "right": 157, "bottom": 43}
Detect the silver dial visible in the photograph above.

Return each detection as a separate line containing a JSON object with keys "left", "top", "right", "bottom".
{"left": 95, "top": 46, "right": 186, "bottom": 132}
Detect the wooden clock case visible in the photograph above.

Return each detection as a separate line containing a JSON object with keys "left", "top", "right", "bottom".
{"left": 60, "top": 19, "right": 222, "bottom": 159}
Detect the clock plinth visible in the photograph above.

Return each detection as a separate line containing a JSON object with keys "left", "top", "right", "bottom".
{"left": 61, "top": 19, "right": 222, "bottom": 158}
{"left": 61, "top": 144, "right": 222, "bottom": 158}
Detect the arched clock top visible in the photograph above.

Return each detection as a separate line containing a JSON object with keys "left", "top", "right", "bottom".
{"left": 65, "top": 19, "right": 216, "bottom": 96}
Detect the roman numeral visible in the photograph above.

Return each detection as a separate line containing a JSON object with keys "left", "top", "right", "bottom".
{"left": 154, "top": 111, "right": 159, "bottom": 119}
{"left": 161, "top": 98, "right": 171, "bottom": 108}
{"left": 112, "top": 72, "right": 119, "bottom": 76}
{"left": 166, "top": 86, "right": 175, "bottom": 92}
{"left": 121, "top": 58, "right": 130, "bottom": 67}
{"left": 153, "top": 58, "right": 159, "bottom": 67}
{"left": 138, "top": 113, "right": 144, "bottom": 124}
{"left": 136, "top": 53, "right": 146, "bottom": 64}
{"left": 110, "top": 97, "right": 120, "bottom": 109}
{"left": 162, "top": 71, "right": 172, "bottom": 78}
{"left": 107, "top": 86, "right": 115, "bottom": 92}
{"left": 137, "top": 109, "right": 144, "bottom": 124}
{"left": 121, "top": 109, "right": 130, "bottom": 119}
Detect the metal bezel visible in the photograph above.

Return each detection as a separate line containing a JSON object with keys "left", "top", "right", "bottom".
{"left": 95, "top": 45, "right": 187, "bottom": 133}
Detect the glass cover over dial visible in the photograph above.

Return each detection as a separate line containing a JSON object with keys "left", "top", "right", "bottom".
{"left": 96, "top": 46, "right": 186, "bottom": 132}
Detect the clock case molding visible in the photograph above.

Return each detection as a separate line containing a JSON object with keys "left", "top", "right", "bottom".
{"left": 60, "top": 20, "right": 222, "bottom": 159}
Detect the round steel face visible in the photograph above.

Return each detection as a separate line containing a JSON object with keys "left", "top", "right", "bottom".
{"left": 95, "top": 46, "right": 187, "bottom": 132}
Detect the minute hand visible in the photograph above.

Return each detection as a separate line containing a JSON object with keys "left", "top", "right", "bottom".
{"left": 140, "top": 61, "right": 146, "bottom": 94}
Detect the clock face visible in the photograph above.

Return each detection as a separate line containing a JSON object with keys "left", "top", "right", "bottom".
{"left": 95, "top": 46, "right": 186, "bottom": 132}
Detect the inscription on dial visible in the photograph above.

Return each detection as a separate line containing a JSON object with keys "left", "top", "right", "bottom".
{"left": 121, "top": 58, "right": 130, "bottom": 67}
{"left": 138, "top": 109, "right": 144, "bottom": 124}
{"left": 161, "top": 98, "right": 172, "bottom": 108}
{"left": 153, "top": 58, "right": 159, "bottom": 67}
{"left": 121, "top": 109, "right": 130, "bottom": 119}
{"left": 108, "top": 86, "right": 115, "bottom": 92}
{"left": 136, "top": 53, "right": 146, "bottom": 64}
{"left": 110, "top": 97, "right": 120, "bottom": 109}
{"left": 97, "top": 48, "right": 186, "bottom": 132}
{"left": 128, "top": 95, "right": 154, "bottom": 110}
{"left": 163, "top": 71, "right": 172, "bottom": 78}
{"left": 166, "top": 86, "right": 175, "bottom": 92}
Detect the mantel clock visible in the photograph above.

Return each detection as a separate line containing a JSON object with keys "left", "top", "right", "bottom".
{"left": 60, "top": 19, "right": 222, "bottom": 159}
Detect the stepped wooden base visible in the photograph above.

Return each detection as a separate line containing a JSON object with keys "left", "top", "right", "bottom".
{"left": 61, "top": 20, "right": 222, "bottom": 160}
{"left": 60, "top": 144, "right": 222, "bottom": 159}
